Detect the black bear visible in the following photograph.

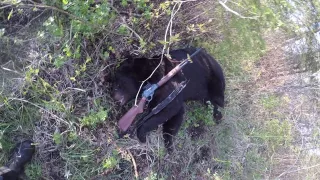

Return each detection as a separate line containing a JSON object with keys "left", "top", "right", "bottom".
{"left": 112, "top": 47, "right": 225, "bottom": 151}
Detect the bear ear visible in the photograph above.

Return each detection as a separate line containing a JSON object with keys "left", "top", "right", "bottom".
{"left": 132, "top": 58, "right": 150, "bottom": 71}
{"left": 121, "top": 50, "right": 131, "bottom": 58}
{"left": 117, "top": 54, "right": 134, "bottom": 69}
{"left": 104, "top": 71, "right": 114, "bottom": 83}
{"left": 124, "top": 54, "right": 134, "bottom": 61}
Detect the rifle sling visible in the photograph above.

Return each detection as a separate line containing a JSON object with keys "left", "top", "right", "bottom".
{"left": 135, "top": 81, "right": 188, "bottom": 129}
{"left": 0, "top": 166, "right": 12, "bottom": 175}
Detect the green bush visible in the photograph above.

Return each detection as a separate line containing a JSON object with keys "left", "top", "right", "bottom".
{"left": 81, "top": 108, "right": 108, "bottom": 127}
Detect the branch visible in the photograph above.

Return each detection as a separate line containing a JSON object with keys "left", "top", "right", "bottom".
{"left": 1, "top": 2, "right": 87, "bottom": 23}
{"left": 121, "top": 21, "right": 143, "bottom": 42}
{"left": 0, "top": 4, "right": 12, "bottom": 9}
{"left": 133, "top": 2, "right": 183, "bottom": 106}
{"left": 167, "top": 2, "right": 183, "bottom": 55}
{"left": 219, "top": 1, "right": 259, "bottom": 20}
{"left": 127, "top": 150, "right": 138, "bottom": 179}
{"left": 277, "top": 163, "right": 320, "bottom": 178}
{"left": 4, "top": 98, "right": 71, "bottom": 126}
{"left": 109, "top": 6, "right": 144, "bottom": 48}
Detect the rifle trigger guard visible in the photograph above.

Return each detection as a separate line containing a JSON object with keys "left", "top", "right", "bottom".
{"left": 142, "top": 84, "right": 158, "bottom": 102}
{"left": 146, "top": 94, "right": 153, "bottom": 102}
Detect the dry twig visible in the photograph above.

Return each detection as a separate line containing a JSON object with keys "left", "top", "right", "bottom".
{"left": 134, "top": 2, "right": 183, "bottom": 106}
{"left": 127, "top": 150, "right": 139, "bottom": 179}
{"left": 219, "top": 0, "right": 259, "bottom": 20}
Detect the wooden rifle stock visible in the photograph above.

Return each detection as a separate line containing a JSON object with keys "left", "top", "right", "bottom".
{"left": 118, "top": 97, "right": 147, "bottom": 132}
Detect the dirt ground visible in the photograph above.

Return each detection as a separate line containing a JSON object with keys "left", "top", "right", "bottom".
{"left": 245, "top": 31, "right": 320, "bottom": 179}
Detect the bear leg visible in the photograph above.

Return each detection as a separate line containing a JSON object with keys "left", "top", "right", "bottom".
{"left": 163, "top": 106, "right": 185, "bottom": 153}
{"left": 137, "top": 100, "right": 182, "bottom": 144}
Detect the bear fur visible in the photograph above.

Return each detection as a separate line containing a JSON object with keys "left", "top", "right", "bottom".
{"left": 112, "top": 47, "right": 225, "bottom": 152}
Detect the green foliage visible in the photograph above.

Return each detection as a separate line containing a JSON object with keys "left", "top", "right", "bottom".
{"left": 53, "top": 55, "right": 67, "bottom": 68}
{"left": 102, "top": 155, "right": 119, "bottom": 170}
{"left": 24, "top": 68, "right": 57, "bottom": 99}
{"left": 121, "top": 0, "right": 128, "bottom": 7}
{"left": 250, "top": 119, "right": 292, "bottom": 151}
{"left": 0, "top": 127, "right": 13, "bottom": 164}
{"left": 183, "top": 102, "right": 215, "bottom": 129}
{"left": 134, "top": 0, "right": 153, "bottom": 12}
{"left": 145, "top": 172, "right": 163, "bottom": 180}
{"left": 194, "top": 0, "right": 293, "bottom": 77}
{"left": 43, "top": 98, "right": 66, "bottom": 112}
{"left": 260, "top": 95, "right": 281, "bottom": 110}
{"left": 232, "top": 118, "right": 292, "bottom": 178}
{"left": 244, "top": 149, "right": 267, "bottom": 179}
{"left": 0, "top": 100, "right": 39, "bottom": 134}
{"left": 53, "top": 131, "right": 62, "bottom": 145}
{"left": 263, "top": 119, "right": 292, "bottom": 149}
{"left": 72, "top": 56, "right": 92, "bottom": 79}
{"left": 0, "top": 100, "right": 39, "bottom": 165}
{"left": 197, "top": 16, "right": 266, "bottom": 76}
{"left": 25, "top": 67, "right": 39, "bottom": 83}
{"left": 80, "top": 108, "right": 108, "bottom": 127}
{"left": 23, "top": 77, "right": 67, "bottom": 115}
{"left": 38, "top": 1, "right": 116, "bottom": 68}
{"left": 54, "top": 0, "right": 115, "bottom": 35}
{"left": 68, "top": 131, "right": 78, "bottom": 142}
{"left": 60, "top": 138, "right": 104, "bottom": 179}
{"left": 157, "top": 147, "right": 166, "bottom": 158}
{"left": 212, "top": 125, "right": 233, "bottom": 164}
{"left": 25, "top": 162, "right": 42, "bottom": 180}
{"left": 43, "top": 16, "right": 64, "bottom": 37}
{"left": 117, "top": 25, "right": 129, "bottom": 35}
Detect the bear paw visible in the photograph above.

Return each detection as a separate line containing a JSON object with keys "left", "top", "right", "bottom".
{"left": 213, "top": 111, "right": 222, "bottom": 124}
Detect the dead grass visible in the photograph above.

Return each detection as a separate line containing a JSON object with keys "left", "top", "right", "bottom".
{"left": 241, "top": 31, "right": 320, "bottom": 179}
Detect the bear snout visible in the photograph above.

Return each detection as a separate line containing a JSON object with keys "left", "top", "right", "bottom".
{"left": 113, "top": 92, "right": 126, "bottom": 105}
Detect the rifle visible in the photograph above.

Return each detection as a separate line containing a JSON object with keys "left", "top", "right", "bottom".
{"left": 118, "top": 48, "right": 202, "bottom": 132}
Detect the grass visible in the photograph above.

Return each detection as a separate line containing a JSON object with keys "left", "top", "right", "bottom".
{"left": 260, "top": 95, "right": 282, "bottom": 110}
{"left": 0, "top": 100, "right": 39, "bottom": 163}
{"left": 25, "top": 162, "right": 42, "bottom": 180}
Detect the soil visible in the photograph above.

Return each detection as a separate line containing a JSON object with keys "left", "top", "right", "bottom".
{"left": 248, "top": 31, "right": 320, "bottom": 179}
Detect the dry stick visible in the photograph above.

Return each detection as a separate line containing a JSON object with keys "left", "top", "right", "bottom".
{"left": 172, "top": 0, "right": 197, "bottom": 2}
{"left": 17, "top": 9, "right": 47, "bottom": 34}
{"left": 127, "top": 150, "right": 139, "bottom": 179}
{"left": 134, "top": 2, "right": 183, "bottom": 106}
{"left": 113, "top": 5, "right": 144, "bottom": 50}
{"left": 277, "top": 163, "right": 320, "bottom": 177}
{"left": 218, "top": 0, "right": 259, "bottom": 20}
{"left": 7, "top": 98, "right": 71, "bottom": 126}
{"left": 186, "top": 6, "right": 215, "bottom": 23}
{"left": 0, "top": 4, "right": 12, "bottom": 9}
{"left": 167, "top": 2, "right": 183, "bottom": 56}
{"left": 157, "top": 130, "right": 162, "bottom": 180}
{"left": 1, "top": 67, "right": 22, "bottom": 75}
{"left": 2, "top": 2, "right": 87, "bottom": 23}
{"left": 276, "top": 103, "right": 304, "bottom": 178}
{"left": 179, "top": 0, "right": 207, "bottom": 14}
{"left": 121, "top": 22, "right": 143, "bottom": 42}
